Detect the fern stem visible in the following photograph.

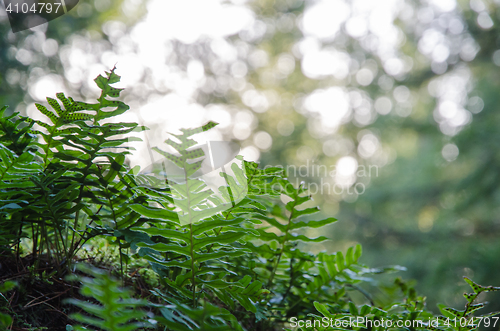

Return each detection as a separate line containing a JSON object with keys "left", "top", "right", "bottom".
{"left": 16, "top": 217, "right": 23, "bottom": 271}
{"left": 189, "top": 223, "right": 197, "bottom": 308}
{"left": 205, "top": 207, "right": 234, "bottom": 254}
{"left": 268, "top": 206, "right": 295, "bottom": 287}
{"left": 42, "top": 130, "right": 55, "bottom": 168}
{"left": 119, "top": 242, "right": 124, "bottom": 282}
{"left": 67, "top": 72, "right": 112, "bottom": 262}
{"left": 68, "top": 126, "right": 110, "bottom": 264}
{"left": 205, "top": 166, "right": 259, "bottom": 254}
{"left": 459, "top": 291, "right": 479, "bottom": 331}
{"left": 31, "top": 223, "right": 36, "bottom": 261}
{"left": 178, "top": 152, "right": 198, "bottom": 308}
{"left": 104, "top": 183, "right": 125, "bottom": 281}
{"left": 71, "top": 205, "right": 103, "bottom": 258}
{"left": 41, "top": 185, "right": 68, "bottom": 270}
{"left": 280, "top": 257, "right": 294, "bottom": 303}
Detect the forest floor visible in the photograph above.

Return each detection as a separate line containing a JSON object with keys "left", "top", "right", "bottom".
{"left": 0, "top": 253, "right": 152, "bottom": 330}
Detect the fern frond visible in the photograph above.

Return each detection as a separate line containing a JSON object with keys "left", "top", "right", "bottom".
{"left": 0, "top": 143, "right": 42, "bottom": 190}
{"left": 66, "top": 264, "right": 152, "bottom": 331}
{"left": 129, "top": 122, "right": 267, "bottom": 311}
{"left": 0, "top": 106, "right": 36, "bottom": 155}
{"left": 151, "top": 290, "right": 244, "bottom": 331}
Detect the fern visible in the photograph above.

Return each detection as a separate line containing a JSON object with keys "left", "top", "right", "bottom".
{"left": 0, "top": 140, "right": 42, "bottom": 253}
{"left": 128, "top": 142, "right": 419, "bottom": 328}
{"left": 66, "top": 264, "right": 152, "bottom": 331}
{"left": 301, "top": 277, "right": 500, "bottom": 331}
{"left": 0, "top": 106, "right": 35, "bottom": 156}
{"left": 2, "top": 70, "right": 499, "bottom": 330}
{"left": 434, "top": 277, "right": 500, "bottom": 331}
{"left": 0, "top": 67, "right": 147, "bottom": 271}
{"left": 128, "top": 124, "right": 261, "bottom": 310}
{"left": 151, "top": 290, "right": 244, "bottom": 331}
{"left": 149, "top": 121, "right": 232, "bottom": 225}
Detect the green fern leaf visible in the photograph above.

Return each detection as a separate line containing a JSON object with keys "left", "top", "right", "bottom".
{"left": 66, "top": 264, "right": 152, "bottom": 331}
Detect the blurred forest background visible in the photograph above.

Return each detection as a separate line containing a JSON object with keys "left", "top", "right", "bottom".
{"left": 1, "top": 0, "right": 499, "bottom": 315}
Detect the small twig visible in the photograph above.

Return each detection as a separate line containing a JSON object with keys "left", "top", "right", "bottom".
{"left": 36, "top": 301, "right": 68, "bottom": 318}
{"left": 8, "top": 291, "right": 16, "bottom": 305}
{"left": 129, "top": 267, "right": 141, "bottom": 278}
{"left": 346, "top": 283, "right": 376, "bottom": 306}
{"left": 22, "top": 289, "right": 70, "bottom": 310}
{"left": 16, "top": 218, "right": 24, "bottom": 273}
{"left": 45, "top": 308, "right": 68, "bottom": 317}
{"left": 0, "top": 267, "right": 54, "bottom": 282}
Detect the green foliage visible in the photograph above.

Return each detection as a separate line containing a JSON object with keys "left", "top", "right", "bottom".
{"left": 0, "top": 70, "right": 498, "bottom": 330}
{"left": 0, "top": 67, "right": 145, "bottom": 272}
{"left": 433, "top": 277, "right": 500, "bottom": 331}
{"left": 4, "top": 0, "right": 500, "bottom": 318}
{"left": 66, "top": 264, "right": 151, "bottom": 331}
{"left": 151, "top": 290, "right": 244, "bottom": 331}
{"left": 0, "top": 281, "right": 17, "bottom": 329}
{"left": 129, "top": 126, "right": 261, "bottom": 310}
{"left": 287, "top": 277, "right": 500, "bottom": 331}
